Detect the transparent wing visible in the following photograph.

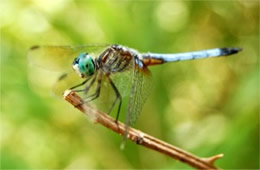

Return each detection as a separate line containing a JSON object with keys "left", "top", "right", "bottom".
{"left": 80, "top": 75, "right": 120, "bottom": 123}
{"left": 126, "top": 65, "right": 152, "bottom": 126}
{"left": 85, "top": 56, "right": 135, "bottom": 117}
{"left": 101, "top": 52, "right": 151, "bottom": 126}
{"left": 88, "top": 75, "right": 117, "bottom": 113}
{"left": 120, "top": 63, "right": 152, "bottom": 147}
{"left": 76, "top": 72, "right": 118, "bottom": 117}
{"left": 110, "top": 68, "right": 134, "bottom": 98}
{"left": 52, "top": 71, "right": 84, "bottom": 97}
{"left": 27, "top": 44, "right": 109, "bottom": 72}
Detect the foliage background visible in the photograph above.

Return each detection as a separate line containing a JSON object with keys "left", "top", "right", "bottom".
{"left": 1, "top": 0, "right": 259, "bottom": 169}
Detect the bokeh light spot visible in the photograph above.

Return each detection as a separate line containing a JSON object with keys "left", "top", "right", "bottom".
{"left": 155, "top": 1, "right": 189, "bottom": 33}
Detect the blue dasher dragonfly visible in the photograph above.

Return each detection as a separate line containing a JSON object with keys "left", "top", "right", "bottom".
{"left": 28, "top": 44, "right": 242, "bottom": 127}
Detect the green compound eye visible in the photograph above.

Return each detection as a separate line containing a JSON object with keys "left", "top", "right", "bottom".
{"left": 73, "top": 52, "right": 95, "bottom": 77}
{"left": 83, "top": 56, "right": 95, "bottom": 76}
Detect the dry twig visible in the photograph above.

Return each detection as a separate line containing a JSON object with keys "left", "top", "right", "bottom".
{"left": 64, "top": 90, "right": 223, "bottom": 169}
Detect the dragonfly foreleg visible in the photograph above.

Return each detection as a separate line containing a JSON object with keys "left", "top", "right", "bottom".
{"left": 72, "top": 73, "right": 97, "bottom": 94}
{"left": 70, "top": 77, "right": 91, "bottom": 90}
{"left": 107, "top": 76, "right": 122, "bottom": 123}
{"left": 73, "top": 74, "right": 98, "bottom": 107}
{"left": 83, "top": 74, "right": 102, "bottom": 102}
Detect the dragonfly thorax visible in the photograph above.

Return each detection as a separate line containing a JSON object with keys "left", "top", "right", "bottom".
{"left": 73, "top": 52, "right": 96, "bottom": 78}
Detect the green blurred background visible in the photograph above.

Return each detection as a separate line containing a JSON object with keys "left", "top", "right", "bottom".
{"left": 1, "top": 0, "right": 259, "bottom": 169}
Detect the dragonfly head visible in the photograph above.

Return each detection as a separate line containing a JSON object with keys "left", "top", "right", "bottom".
{"left": 73, "top": 52, "right": 96, "bottom": 78}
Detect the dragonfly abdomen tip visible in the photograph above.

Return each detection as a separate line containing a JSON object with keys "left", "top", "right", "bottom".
{"left": 220, "top": 47, "right": 242, "bottom": 56}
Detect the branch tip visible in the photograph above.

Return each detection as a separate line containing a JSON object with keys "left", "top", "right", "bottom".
{"left": 202, "top": 153, "right": 224, "bottom": 166}
{"left": 63, "top": 89, "right": 72, "bottom": 97}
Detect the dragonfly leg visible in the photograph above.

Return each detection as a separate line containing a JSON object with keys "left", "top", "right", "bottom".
{"left": 73, "top": 74, "right": 97, "bottom": 93}
{"left": 107, "top": 76, "right": 122, "bottom": 123}
{"left": 83, "top": 74, "right": 102, "bottom": 102}
{"left": 73, "top": 74, "right": 98, "bottom": 107}
{"left": 70, "top": 77, "right": 91, "bottom": 90}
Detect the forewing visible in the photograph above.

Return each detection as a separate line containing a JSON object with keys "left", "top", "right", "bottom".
{"left": 27, "top": 45, "right": 109, "bottom": 72}
{"left": 52, "top": 71, "right": 84, "bottom": 98}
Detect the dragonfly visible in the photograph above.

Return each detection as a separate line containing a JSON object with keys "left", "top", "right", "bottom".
{"left": 28, "top": 44, "right": 242, "bottom": 127}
